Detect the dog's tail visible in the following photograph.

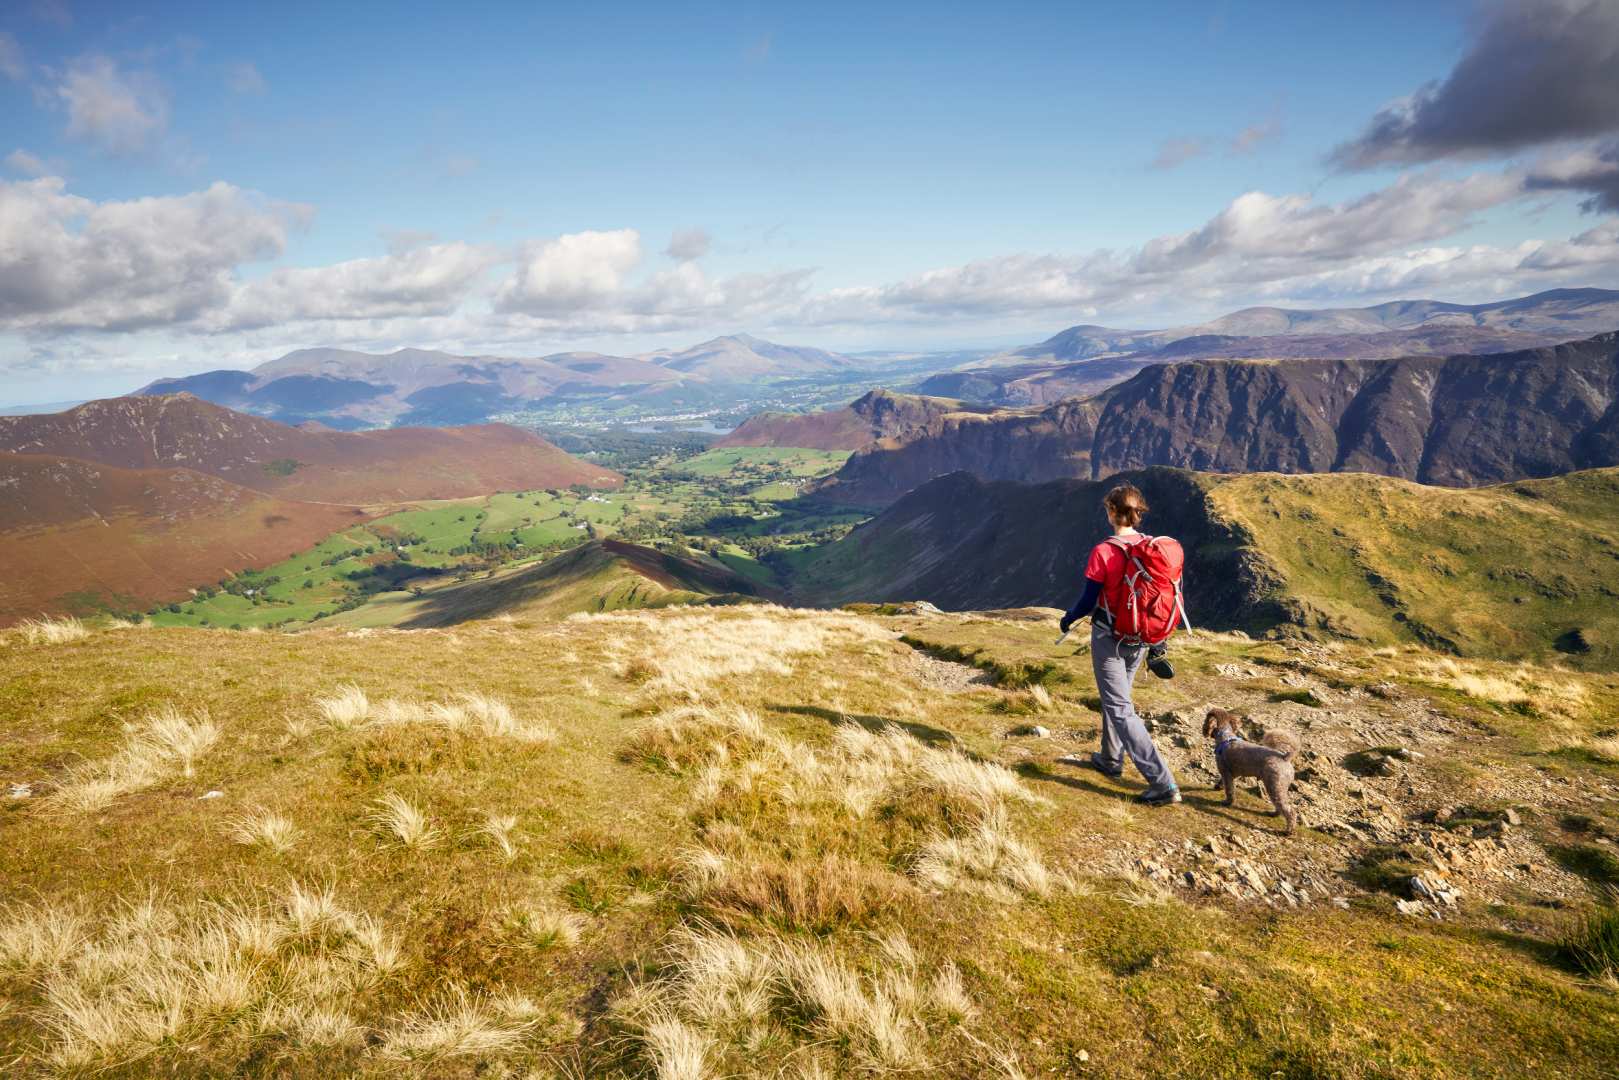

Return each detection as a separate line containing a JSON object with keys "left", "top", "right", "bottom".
{"left": 1261, "top": 730, "right": 1301, "bottom": 759}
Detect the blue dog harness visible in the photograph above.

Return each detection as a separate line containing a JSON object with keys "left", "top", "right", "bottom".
{"left": 1213, "top": 732, "right": 1245, "bottom": 760}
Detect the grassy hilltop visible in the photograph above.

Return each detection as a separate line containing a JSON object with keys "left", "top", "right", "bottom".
{"left": 3, "top": 607, "right": 1619, "bottom": 1076}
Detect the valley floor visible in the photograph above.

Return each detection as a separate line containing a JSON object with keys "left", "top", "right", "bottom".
{"left": 3, "top": 607, "right": 1618, "bottom": 1077}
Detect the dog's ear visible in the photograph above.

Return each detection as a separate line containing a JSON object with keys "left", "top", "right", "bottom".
{"left": 1202, "top": 710, "right": 1220, "bottom": 737}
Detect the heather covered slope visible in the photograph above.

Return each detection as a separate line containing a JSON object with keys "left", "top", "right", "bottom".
{"left": 816, "top": 332, "right": 1619, "bottom": 505}
{"left": 791, "top": 466, "right": 1619, "bottom": 670}
{"left": 3, "top": 608, "right": 1618, "bottom": 1075}
{"left": 0, "top": 394, "right": 621, "bottom": 503}
{"left": 0, "top": 453, "right": 372, "bottom": 623}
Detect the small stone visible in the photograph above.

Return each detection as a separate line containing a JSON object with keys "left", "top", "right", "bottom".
{"left": 1055, "top": 755, "right": 1087, "bottom": 766}
{"left": 1395, "top": 898, "right": 1427, "bottom": 916}
{"left": 1172, "top": 734, "right": 1193, "bottom": 749}
{"left": 1502, "top": 808, "right": 1522, "bottom": 826}
{"left": 1029, "top": 725, "right": 1051, "bottom": 738}
{"left": 7, "top": 783, "right": 31, "bottom": 799}
{"left": 1077, "top": 1050, "right": 1089, "bottom": 1063}
{"left": 198, "top": 790, "right": 224, "bottom": 800}
{"left": 1204, "top": 835, "right": 1224, "bottom": 856}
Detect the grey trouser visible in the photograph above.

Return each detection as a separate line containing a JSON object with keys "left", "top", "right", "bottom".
{"left": 1091, "top": 622, "right": 1177, "bottom": 793}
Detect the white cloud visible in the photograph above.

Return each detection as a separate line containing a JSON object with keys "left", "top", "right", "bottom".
{"left": 1229, "top": 116, "right": 1282, "bottom": 155}
{"left": 0, "top": 32, "right": 25, "bottom": 82}
{"left": 221, "top": 242, "right": 498, "bottom": 329}
{"left": 4, "top": 149, "right": 49, "bottom": 177}
{"left": 226, "top": 61, "right": 267, "bottom": 96}
{"left": 56, "top": 55, "right": 170, "bottom": 155}
{"left": 0, "top": 177, "right": 300, "bottom": 332}
{"left": 493, "top": 229, "right": 643, "bottom": 315}
{"left": 665, "top": 227, "right": 711, "bottom": 261}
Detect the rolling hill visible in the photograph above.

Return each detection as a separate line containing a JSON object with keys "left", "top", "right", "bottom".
{"left": 0, "top": 452, "right": 371, "bottom": 622}
{"left": 714, "top": 389, "right": 976, "bottom": 451}
{"left": 0, "top": 394, "right": 621, "bottom": 503}
{"left": 815, "top": 332, "right": 1619, "bottom": 504}
{"left": 327, "top": 538, "right": 778, "bottom": 628}
{"left": 643, "top": 333, "right": 855, "bottom": 379}
{"left": 967, "top": 287, "right": 1619, "bottom": 369}
{"left": 790, "top": 465, "right": 1619, "bottom": 669}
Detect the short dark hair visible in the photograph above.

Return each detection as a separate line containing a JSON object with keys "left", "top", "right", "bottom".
{"left": 1104, "top": 483, "right": 1148, "bottom": 527}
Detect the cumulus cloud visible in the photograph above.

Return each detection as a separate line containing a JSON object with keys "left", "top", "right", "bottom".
{"left": 1526, "top": 141, "right": 1619, "bottom": 214}
{"left": 56, "top": 55, "right": 170, "bottom": 155}
{"left": 0, "top": 177, "right": 300, "bottom": 332}
{"left": 222, "top": 242, "right": 497, "bottom": 330}
{"left": 493, "top": 228, "right": 643, "bottom": 315}
{"left": 4, "top": 149, "right": 49, "bottom": 177}
{"left": 665, "top": 227, "right": 711, "bottom": 261}
{"left": 1331, "top": 0, "right": 1619, "bottom": 169}
{"left": 226, "top": 61, "right": 267, "bottom": 95}
{"left": 0, "top": 32, "right": 25, "bottom": 81}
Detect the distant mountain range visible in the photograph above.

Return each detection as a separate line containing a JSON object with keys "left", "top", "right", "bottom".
{"left": 790, "top": 465, "right": 1619, "bottom": 669}
{"left": 921, "top": 287, "right": 1619, "bottom": 405}
{"left": 810, "top": 332, "right": 1619, "bottom": 504}
{"left": 137, "top": 335, "right": 860, "bottom": 428}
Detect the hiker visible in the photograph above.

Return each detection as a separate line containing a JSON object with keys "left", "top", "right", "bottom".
{"left": 1058, "top": 483, "right": 1184, "bottom": 806}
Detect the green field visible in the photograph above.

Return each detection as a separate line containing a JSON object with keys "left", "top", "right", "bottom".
{"left": 676, "top": 446, "right": 850, "bottom": 478}
{"left": 140, "top": 446, "right": 865, "bottom": 631}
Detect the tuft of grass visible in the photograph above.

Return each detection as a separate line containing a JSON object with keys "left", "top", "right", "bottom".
{"left": 914, "top": 808, "right": 1053, "bottom": 898}
{"left": 315, "top": 684, "right": 372, "bottom": 729}
{"left": 510, "top": 907, "right": 584, "bottom": 950}
{"left": 1561, "top": 887, "right": 1619, "bottom": 979}
{"left": 375, "top": 985, "right": 539, "bottom": 1062}
{"left": 476, "top": 813, "right": 520, "bottom": 860}
{"left": 1550, "top": 843, "right": 1619, "bottom": 887}
{"left": 16, "top": 614, "right": 90, "bottom": 644}
{"left": 41, "top": 704, "right": 219, "bottom": 814}
{"left": 229, "top": 808, "right": 299, "bottom": 853}
{"left": 368, "top": 792, "right": 440, "bottom": 850}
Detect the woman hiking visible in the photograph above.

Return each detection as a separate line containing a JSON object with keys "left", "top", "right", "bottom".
{"left": 1058, "top": 483, "right": 1182, "bottom": 805}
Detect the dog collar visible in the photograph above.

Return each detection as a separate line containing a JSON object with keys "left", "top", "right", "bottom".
{"left": 1214, "top": 733, "right": 1244, "bottom": 757}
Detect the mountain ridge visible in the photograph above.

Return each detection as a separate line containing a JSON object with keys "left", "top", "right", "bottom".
{"left": 814, "top": 332, "right": 1619, "bottom": 504}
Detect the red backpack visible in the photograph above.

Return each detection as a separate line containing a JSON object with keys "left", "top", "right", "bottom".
{"left": 1099, "top": 534, "right": 1191, "bottom": 646}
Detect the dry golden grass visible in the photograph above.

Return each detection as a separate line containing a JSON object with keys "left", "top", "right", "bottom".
{"left": 14, "top": 614, "right": 90, "bottom": 644}
{"left": 367, "top": 791, "right": 439, "bottom": 849}
{"left": 6, "top": 602, "right": 1619, "bottom": 1076}
{"left": 228, "top": 807, "right": 299, "bottom": 853}
{"left": 375, "top": 985, "right": 539, "bottom": 1062}
{"left": 39, "top": 704, "right": 219, "bottom": 814}
{"left": 0, "top": 885, "right": 416, "bottom": 1071}
{"left": 308, "top": 686, "right": 555, "bottom": 743}
{"left": 617, "top": 925, "right": 967, "bottom": 1075}
{"left": 509, "top": 906, "right": 584, "bottom": 951}
{"left": 476, "top": 812, "right": 520, "bottom": 859}
{"left": 1418, "top": 657, "right": 1589, "bottom": 718}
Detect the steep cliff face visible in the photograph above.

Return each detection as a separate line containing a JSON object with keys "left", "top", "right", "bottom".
{"left": 814, "top": 333, "right": 1619, "bottom": 504}
{"left": 820, "top": 399, "right": 1100, "bottom": 506}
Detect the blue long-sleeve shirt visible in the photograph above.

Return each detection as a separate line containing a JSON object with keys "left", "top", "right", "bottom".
{"left": 1061, "top": 577, "right": 1103, "bottom": 630}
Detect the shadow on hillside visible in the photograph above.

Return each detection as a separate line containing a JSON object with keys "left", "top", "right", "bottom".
{"left": 766, "top": 704, "right": 959, "bottom": 749}
{"left": 1023, "top": 766, "right": 1290, "bottom": 831}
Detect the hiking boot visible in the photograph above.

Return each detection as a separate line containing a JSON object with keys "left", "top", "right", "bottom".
{"left": 1082, "top": 753, "right": 1124, "bottom": 779}
{"left": 1146, "top": 645, "right": 1175, "bottom": 680}
{"left": 1137, "top": 787, "right": 1182, "bottom": 807}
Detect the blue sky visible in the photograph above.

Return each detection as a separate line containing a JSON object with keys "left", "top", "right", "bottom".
{"left": 3, "top": 0, "right": 1619, "bottom": 401}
